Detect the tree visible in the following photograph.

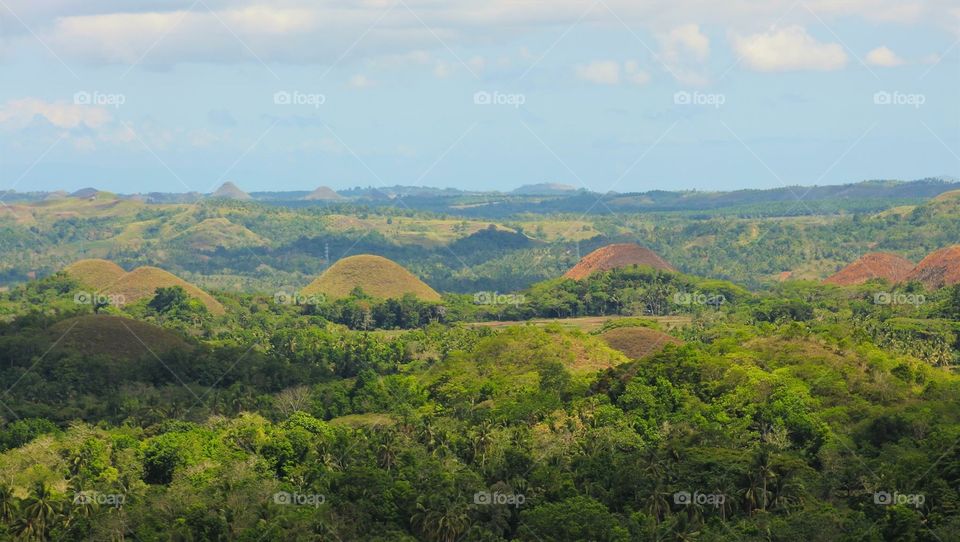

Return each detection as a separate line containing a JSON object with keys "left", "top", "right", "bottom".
{"left": 148, "top": 286, "right": 191, "bottom": 315}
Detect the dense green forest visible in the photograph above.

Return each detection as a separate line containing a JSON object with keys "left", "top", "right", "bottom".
{"left": 1, "top": 184, "right": 960, "bottom": 540}
{"left": 1, "top": 262, "right": 959, "bottom": 540}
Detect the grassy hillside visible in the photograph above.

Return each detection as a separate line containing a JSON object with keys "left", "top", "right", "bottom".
{"left": 302, "top": 254, "right": 441, "bottom": 301}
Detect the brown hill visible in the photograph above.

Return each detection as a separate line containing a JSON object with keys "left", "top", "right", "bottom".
{"left": 303, "top": 186, "right": 344, "bottom": 201}
{"left": 905, "top": 246, "right": 960, "bottom": 289}
{"left": 113, "top": 267, "right": 225, "bottom": 314}
{"left": 823, "top": 252, "right": 915, "bottom": 286}
{"left": 564, "top": 243, "right": 675, "bottom": 280}
{"left": 210, "top": 181, "right": 251, "bottom": 200}
{"left": 63, "top": 259, "right": 127, "bottom": 291}
{"left": 599, "top": 326, "right": 683, "bottom": 359}
{"left": 49, "top": 315, "right": 193, "bottom": 361}
{"left": 301, "top": 255, "right": 441, "bottom": 301}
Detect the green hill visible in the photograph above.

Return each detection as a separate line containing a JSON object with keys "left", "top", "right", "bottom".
{"left": 49, "top": 315, "right": 193, "bottom": 360}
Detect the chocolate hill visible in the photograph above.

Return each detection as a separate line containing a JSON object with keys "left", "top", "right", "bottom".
{"left": 824, "top": 252, "right": 914, "bottom": 286}
{"left": 906, "top": 246, "right": 960, "bottom": 289}
{"left": 49, "top": 315, "right": 193, "bottom": 361}
{"left": 564, "top": 243, "right": 675, "bottom": 280}
{"left": 63, "top": 260, "right": 225, "bottom": 314}
{"left": 301, "top": 255, "right": 441, "bottom": 301}
{"left": 302, "top": 186, "right": 344, "bottom": 201}
{"left": 210, "top": 182, "right": 252, "bottom": 201}
{"left": 63, "top": 259, "right": 128, "bottom": 291}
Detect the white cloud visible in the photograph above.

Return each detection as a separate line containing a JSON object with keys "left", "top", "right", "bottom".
{"left": 866, "top": 46, "right": 905, "bottom": 67}
{"left": 575, "top": 60, "right": 621, "bottom": 85}
{"left": 657, "top": 23, "right": 710, "bottom": 85}
{"left": 348, "top": 74, "right": 377, "bottom": 89}
{"left": 467, "top": 55, "right": 486, "bottom": 73}
{"left": 0, "top": 1, "right": 951, "bottom": 70}
{"left": 624, "top": 61, "right": 651, "bottom": 86}
{"left": 0, "top": 98, "right": 112, "bottom": 130}
{"left": 433, "top": 61, "right": 454, "bottom": 79}
{"left": 575, "top": 60, "right": 650, "bottom": 86}
{"left": 731, "top": 26, "right": 848, "bottom": 72}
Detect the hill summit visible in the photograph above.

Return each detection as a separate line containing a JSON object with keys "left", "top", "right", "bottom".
{"left": 824, "top": 252, "right": 914, "bottom": 286}
{"left": 564, "top": 243, "right": 675, "bottom": 280}
{"left": 302, "top": 186, "right": 344, "bottom": 201}
{"left": 63, "top": 260, "right": 224, "bottom": 314}
{"left": 210, "top": 182, "right": 252, "bottom": 200}
{"left": 63, "top": 259, "right": 127, "bottom": 291}
{"left": 301, "top": 255, "right": 441, "bottom": 301}
{"left": 906, "top": 246, "right": 960, "bottom": 289}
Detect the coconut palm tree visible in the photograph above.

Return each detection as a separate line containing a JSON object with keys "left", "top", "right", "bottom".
{"left": 0, "top": 483, "right": 17, "bottom": 524}
{"left": 16, "top": 482, "right": 62, "bottom": 541}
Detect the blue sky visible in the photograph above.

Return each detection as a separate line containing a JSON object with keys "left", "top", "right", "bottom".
{"left": 0, "top": 0, "right": 958, "bottom": 194}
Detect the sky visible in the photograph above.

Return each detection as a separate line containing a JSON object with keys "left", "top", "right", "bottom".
{"left": 0, "top": 0, "right": 958, "bottom": 194}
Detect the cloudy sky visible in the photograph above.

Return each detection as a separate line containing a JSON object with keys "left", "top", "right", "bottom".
{"left": 1, "top": 0, "right": 958, "bottom": 193}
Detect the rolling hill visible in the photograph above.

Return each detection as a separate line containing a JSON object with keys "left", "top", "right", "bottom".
{"left": 49, "top": 315, "right": 193, "bottom": 361}
{"left": 113, "top": 267, "right": 225, "bottom": 314}
{"left": 564, "top": 243, "right": 676, "bottom": 280}
{"left": 823, "top": 252, "right": 915, "bottom": 286}
{"left": 210, "top": 182, "right": 252, "bottom": 200}
{"left": 172, "top": 218, "right": 265, "bottom": 251}
{"left": 63, "top": 259, "right": 128, "bottom": 291}
{"left": 302, "top": 186, "right": 344, "bottom": 201}
{"left": 301, "top": 255, "right": 442, "bottom": 301}
{"left": 906, "top": 246, "right": 960, "bottom": 289}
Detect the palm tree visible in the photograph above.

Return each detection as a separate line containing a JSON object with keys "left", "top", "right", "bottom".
{"left": 17, "top": 482, "right": 62, "bottom": 541}
{"left": 0, "top": 483, "right": 17, "bottom": 524}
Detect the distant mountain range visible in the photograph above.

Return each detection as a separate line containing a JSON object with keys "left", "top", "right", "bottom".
{"left": 3, "top": 177, "right": 959, "bottom": 216}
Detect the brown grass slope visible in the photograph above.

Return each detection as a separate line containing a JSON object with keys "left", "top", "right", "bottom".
{"left": 600, "top": 326, "right": 683, "bottom": 359}
{"left": 823, "top": 252, "right": 915, "bottom": 286}
{"left": 564, "top": 243, "right": 675, "bottom": 280}
{"left": 49, "top": 315, "right": 192, "bottom": 361}
{"left": 63, "top": 259, "right": 127, "bottom": 291}
{"left": 113, "top": 267, "right": 225, "bottom": 314}
{"left": 301, "top": 255, "right": 441, "bottom": 301}
{"left": 906, "top": 246, "right": 960, "bottom": 289}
